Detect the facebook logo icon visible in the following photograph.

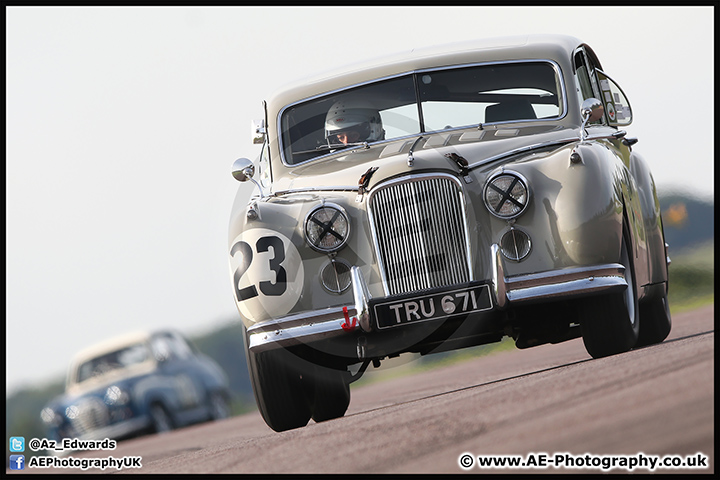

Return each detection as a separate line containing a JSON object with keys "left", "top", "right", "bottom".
{"left": 9, "top": 455, "right": 25, "bottom": 470}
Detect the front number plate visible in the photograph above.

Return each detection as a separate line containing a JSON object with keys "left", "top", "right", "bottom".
{"left": 373, "top": 283, "right": 493, "bottom": 330}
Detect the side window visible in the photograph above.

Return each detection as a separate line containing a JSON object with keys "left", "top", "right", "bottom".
{"left": 151, "top": 336, "right": 172, "bottom": 362}
{"left": 151, "top": 333, "right": 193, "bottom": 362}
{"left": 167, "top": 333, "right": 193, "bottom": 360}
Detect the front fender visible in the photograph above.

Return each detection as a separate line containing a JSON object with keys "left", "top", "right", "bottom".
{"left": 490, "top": 143, "right": 624, "bottom": 278}
{"left": 552, "top": 143, "right": 624, "bottom": 266}
{"left": 228, "top": 192, "right": 378, "bottom": 327}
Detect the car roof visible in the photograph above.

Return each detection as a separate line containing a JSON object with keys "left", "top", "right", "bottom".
{"left": 265, "top": 34, "right": 585, "bottom": 115}
{"left": 70, "top": 330, "right": 153, "bottom": 365}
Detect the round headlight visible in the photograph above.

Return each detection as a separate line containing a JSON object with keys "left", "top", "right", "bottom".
{"left": 65, "top": 405, "right": 79, "bottom": 419}
{"left": 484, "top": 171, "right": 530, "bottom": 219}
{"left": 304, "top": 204, "right": 350, "bottom": 252}
{"left": 41, "top": 407, "right": 59, "bottom": 426}
{"left": 105, "top": 385, "right": 129, "bottom": 405}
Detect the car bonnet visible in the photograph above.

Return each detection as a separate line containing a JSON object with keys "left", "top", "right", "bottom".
{"left": 269, "top": 123, "right": 577, "bottom": 194}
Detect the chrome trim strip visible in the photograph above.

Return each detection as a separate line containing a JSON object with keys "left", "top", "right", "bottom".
{"left": 491, "top": 244, "right": 507, "bottom": 308}
{"left": 583, "top": 130, "right": 631, "bottom": 143}
{"left": 351, "top": 266, "right": 372, "bottom": 332}
{"left": 272, "top": 186, "right": 359, "bottom": 196}
{"left": 246, "top": 267, "right": 374, "bottom": 353}
{"left": 507, "top": 275, "right": 627, "bottom": 303}
{"left": 466, "top": 137, "right": 577, "bottom": 171}
{"left": 505, "top": 264, "right": 625, "bottom": 289}
{"left": 246, "top": 306, "right": 356, "bottom": 353}
{"left": 492, "top": 242, "right": 627, "bottom": 306}
{"left": 247, "top": 256, "right": 628, "bottom": 352}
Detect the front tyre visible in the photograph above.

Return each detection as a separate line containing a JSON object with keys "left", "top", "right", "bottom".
{"left": 150, "top": 404, "right": 174, "bottom": 434}
{"left": 247, "top": 346, "right": 312, "bottom": 432}
{"left": 309, "top": 365, "right": 351, "bottom": 423}
{"left": 581, "top": 228, "right": 639, "bottom": 358}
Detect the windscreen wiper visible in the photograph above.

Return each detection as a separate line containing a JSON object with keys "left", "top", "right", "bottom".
{"left": 294, "top": 142, "right": 368, "bottom": 155}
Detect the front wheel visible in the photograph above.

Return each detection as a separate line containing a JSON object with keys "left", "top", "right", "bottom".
{"left": 247, "top": 346, "right": 312, "bottom": 432}
{"left": 208, "top": 392, "right": 231, "bottom": 420}
{"left": 150, "top": 404, "right": 174, "bottom": 434}
{"left": 581, "top": 228, "right": 639, "bottom": 358}
{"left": 309, "top": 364, "right": 351, "bottom": 423}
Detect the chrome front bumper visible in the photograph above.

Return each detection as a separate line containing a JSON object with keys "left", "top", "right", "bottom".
{"left": 246, "top": 244, "right": 628, "bottom": 353}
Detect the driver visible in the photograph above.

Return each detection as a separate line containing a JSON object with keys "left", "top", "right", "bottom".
{"left": 325, "top": 100, "right": 384, "bottom": 146}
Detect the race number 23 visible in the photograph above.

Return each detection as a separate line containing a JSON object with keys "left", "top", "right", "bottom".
{"left": 231, "top": 235, "right": 287, "bottom": 302}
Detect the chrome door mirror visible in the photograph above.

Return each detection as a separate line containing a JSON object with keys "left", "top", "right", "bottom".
{"left": 232, "top": 157, "right": 255, "bottom": 182}
{"left": 579, "top": 98, "right": 604, "bottom": 142}
{"left": 232, "top": 158, "right": 264, "bottom": 199}
{"left": 581, "top": 98, "right": 604, "bottom": 123}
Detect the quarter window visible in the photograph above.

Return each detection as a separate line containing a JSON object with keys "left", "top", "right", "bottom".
{"left": 596, "top": 71, "right": 633, "bottom": 126}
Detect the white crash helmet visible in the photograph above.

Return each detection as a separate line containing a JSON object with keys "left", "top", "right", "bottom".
{"left": 325, "top": 100, "right": 384, "bottom": 144}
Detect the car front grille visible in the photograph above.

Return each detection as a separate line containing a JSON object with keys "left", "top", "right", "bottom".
{"left": 368, "top": 174, "right": 471, "bottom": 296}
{"left": 69, "top": 397, "right": 110, "bottom": 435}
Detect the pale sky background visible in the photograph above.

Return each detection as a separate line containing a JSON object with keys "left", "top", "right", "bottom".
{"left": 6, "top": 6, "right": 714, "bottom": 395}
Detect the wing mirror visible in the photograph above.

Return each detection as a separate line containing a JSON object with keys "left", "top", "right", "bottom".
{"left": 232, "top": 157, "right": 264, "bottom": 198}
{"left": 232, "top": 157, "right": 255, "bottom": 182}
{"left": 579, "top": 98, "right": 604, "bottom": 143}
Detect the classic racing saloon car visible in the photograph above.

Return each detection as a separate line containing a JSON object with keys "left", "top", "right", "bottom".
{"left": 229, "top": 34, "right": 671, "bottom": 432}
{"left": 41, "top": 330, "right": 231, "bottom": 444}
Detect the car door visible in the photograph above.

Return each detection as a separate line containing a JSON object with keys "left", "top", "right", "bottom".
{"left": 150, "top": 333, "right": 205, "bottom": 419}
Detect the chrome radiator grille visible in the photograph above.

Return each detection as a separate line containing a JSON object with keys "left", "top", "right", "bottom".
{"left": 368, "top": 174, "right": 471, "bottom": 296}
{"left": 69, "top": 397, "right": 109, "bottom": 435}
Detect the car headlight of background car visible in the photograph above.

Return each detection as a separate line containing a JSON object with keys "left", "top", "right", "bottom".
{"left": 304, "top": 204, "right": 350, "bottom": 253}
{"left": 483, "top": 171, "right": 530, "bottom": 219}
{"left": 41, "top": 407, "right": 62, "bottom": 427}
{"left": 104, "top": 385, "right": 130, "bottom": 406}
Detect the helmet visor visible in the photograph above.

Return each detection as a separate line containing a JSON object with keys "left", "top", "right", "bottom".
{"left": 326, "top": 121, "right": 371, "bottom": 144}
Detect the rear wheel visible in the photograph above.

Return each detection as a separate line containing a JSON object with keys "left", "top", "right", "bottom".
{"left": 581, "top": 227, "right": 639, "bottom": 358}
{"left": 636, "top": 284, "right": 671, "bottom": 347}
{"left": 208, "top": 392, "right": 230, "bottom": 420}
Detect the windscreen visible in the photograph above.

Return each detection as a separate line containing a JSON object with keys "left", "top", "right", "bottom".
{"left": 279, "top": 61, "right": 562, "bottom": 165}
